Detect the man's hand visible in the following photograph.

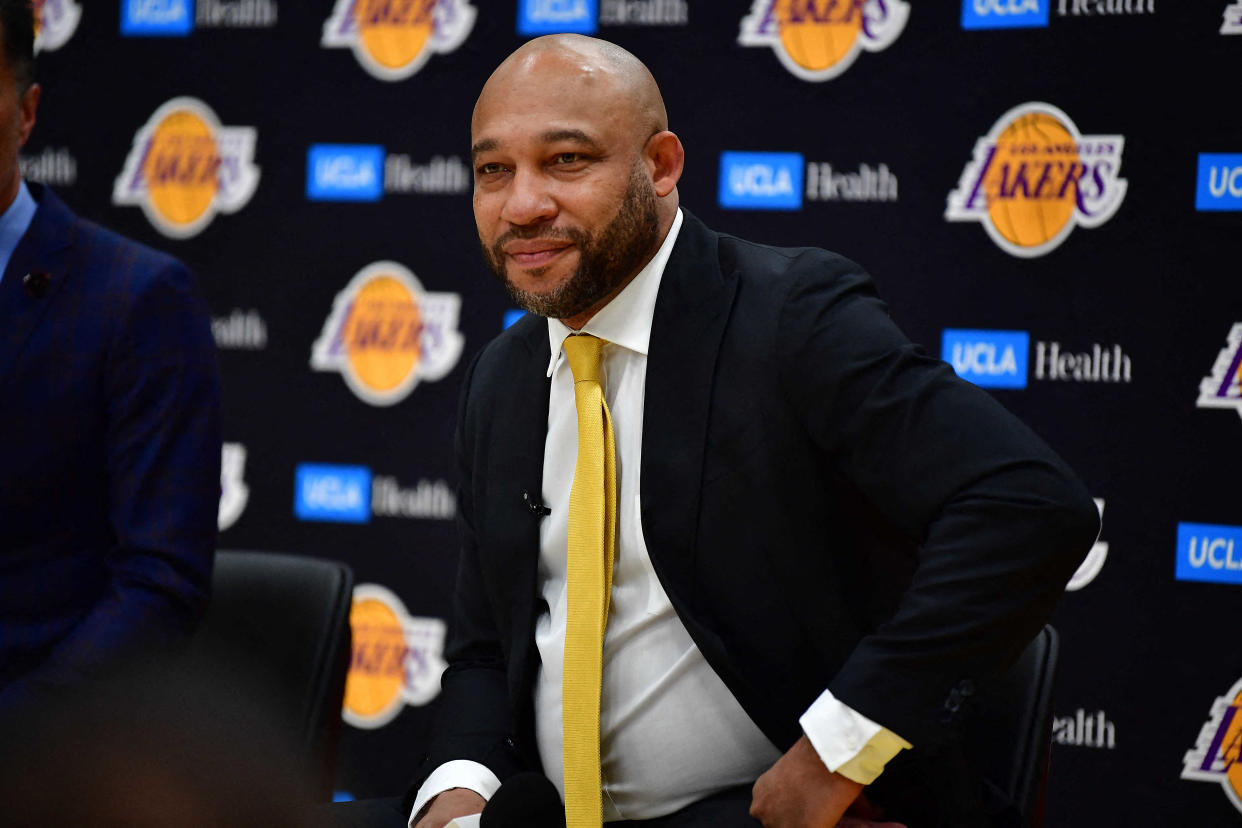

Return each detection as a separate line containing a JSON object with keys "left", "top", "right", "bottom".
{"left": 749, "top": 735, "right": 864, "bottom": 828}
{"left": 413, "top": 787, "right": 487, "bottom": 828}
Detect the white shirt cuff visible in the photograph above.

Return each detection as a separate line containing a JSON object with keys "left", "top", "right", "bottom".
{"left": 407, "top": 760, "right": 501, "bottom": 828}
{"left": 799, "top": 689, "right": 911, "bottom": 785}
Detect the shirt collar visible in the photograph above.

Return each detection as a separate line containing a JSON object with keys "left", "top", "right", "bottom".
{"left": 545, "top": 208, "right": 684, "bottom": 377}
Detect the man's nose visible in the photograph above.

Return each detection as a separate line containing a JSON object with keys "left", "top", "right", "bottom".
{"left": 500, "top": 168, "right": 556, "bottom": 226}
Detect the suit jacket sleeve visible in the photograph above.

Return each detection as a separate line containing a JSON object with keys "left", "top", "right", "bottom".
{"left": 0, "top": 257, "right": 220, "bottom": 709}
{"left": 775, "top": 250, "right": 1099, "bottom": 745}
{"left": 404, "top": 347, "right": 531, "bottom": 812}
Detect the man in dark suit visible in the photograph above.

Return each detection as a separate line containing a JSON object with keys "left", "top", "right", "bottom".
{"left": 411, "top": 35, "right": 1098, "bottom": 828}
{"left": 0, "top": 0, "right": 220, "bottom": 714}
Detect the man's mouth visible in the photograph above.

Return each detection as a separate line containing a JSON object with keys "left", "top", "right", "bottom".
{"left": 504, "top": 240, "right": 573, "bottom": 268}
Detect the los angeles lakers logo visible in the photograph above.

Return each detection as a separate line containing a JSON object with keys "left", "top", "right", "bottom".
{"left": 310, "top": 261, "right": 463, "bottom": 406}
{"left": 33, "top": 0, "right": 81, "bottom": 53}
{"left": 1183, "top": 676, "right": 1242, "bottom": 814}
{"left": 946, "top": 102, "right": 1127, "bottom": 258}
{"left": 113, "top": 97, "right": 260, "bottom": 239}
{"left": 321, "top": 0, "right": 477, "bottom": 82}
{"left": 738, "top": 0, "right": 909, "bottom": 82}
{"left": 1197, "top": 323, "right": 1242, "bottom": 421}
{"left": 343, "top": 584, "right": 447, "bottom": 729}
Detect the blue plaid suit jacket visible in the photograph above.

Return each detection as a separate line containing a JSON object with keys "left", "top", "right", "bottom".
{"left": 0, "top": 184, "right": 221, "bottom": 712}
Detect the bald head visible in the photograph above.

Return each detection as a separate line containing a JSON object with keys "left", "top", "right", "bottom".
{"left": 474, "top": 34, "right": 667, "bottom": 152}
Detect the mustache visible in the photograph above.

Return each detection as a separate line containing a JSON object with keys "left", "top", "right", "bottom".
{"left": 492, "top": 225, "right": 588, "bottom": 250}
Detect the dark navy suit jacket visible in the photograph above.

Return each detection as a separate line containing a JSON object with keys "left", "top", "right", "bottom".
{"left": 0, "top": 184, "right": 220, "bottom": 712}
{"left": 412, "top": 211, "right": 1100, "bottom": 824}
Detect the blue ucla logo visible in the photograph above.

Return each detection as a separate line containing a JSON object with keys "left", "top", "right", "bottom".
{"left": 1195, "top": 153, "right": 1242, "bottom": 211}
{"left": 307, "top": 145, "right": 386, "bottom": 202}
{"left": 517, "top": 0, "right": 598, "bottom": 35}
{"left": 942, "top": 329, "right": 1029, "bottom": 388}
{"left": 718, "top": 152, "right": 804, "bottom": 211}
{"left": 295, "top": 464, "right": 372, "bottom": 523}
{"left": 1176, "top": 522, "right": 1242, "bottom": 585}
{"left": 961, "top": 0, "right": 1049, "bottom": 29}
{"left": 121, "top": 0, "right": 193, "bottom": 36}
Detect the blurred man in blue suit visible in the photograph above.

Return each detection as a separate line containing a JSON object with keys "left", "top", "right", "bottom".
{"left": 0, "top": 0, "right": 220, "bottom": 713}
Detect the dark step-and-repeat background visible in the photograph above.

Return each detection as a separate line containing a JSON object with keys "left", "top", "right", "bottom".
{"left": 27, "top": 1, "right": 1241, "bottom": 824}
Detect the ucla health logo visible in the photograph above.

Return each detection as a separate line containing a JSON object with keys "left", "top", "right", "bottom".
{"left": 295, "top": 463, "right": 372, "bottom": 523}
{"left": 34, "top": 0, "right": 81, "bottom": 52}
{"left": 121, "top": 0, "right": 192, "bottom": 36}
{"left": 719, "top": 152, "right": 803, "bottom": 210}
{"left": 322, "top": 0, "right": 476, "bottom": 82}
{"left": 307, "top": 144, "right": 385, "bottom": 201}
{"left": 1177, "top": 523, "right": 1242, "bottom": 586}
{"left": 1198, "top": 323, "right": 1242, "bottom": 420}
{"left": 738, "top": 0, "right": 909, "bottom": 82}
{"left": 113, "top": 97, "right": 259, "bottom": 239}
{"left": 1223, "top": 3, "right": 1242, "bottom": 33}
{"left": 518, "top": 0, "right": 596, "bottom": 34}
{"left": 344, "top": 584, "right": 446, "bottom": 729}
{"left": 946, "top": 102, "right": 1126, "bottom": 257}
{"left": 1196, "top": 154, "right": 1242, "bottom": 211}
{"left": 941, "top": 329, "right": 1029, "bottom": 389}
{"left": 961, "top": 0, "right": 1048, "bottom": 29}
{"left": 1183, "top": 676, "right": 1242, "bottom": 814}
{"left": 311, "top": 261, "right": 463, "bottom": 406}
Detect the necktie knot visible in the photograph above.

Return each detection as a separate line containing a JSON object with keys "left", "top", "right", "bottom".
{"left": 564, "top": 334, "right": 605, "bottom": 385}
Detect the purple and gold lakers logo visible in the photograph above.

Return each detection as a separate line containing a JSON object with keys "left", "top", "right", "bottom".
{"left": 321, "top": 0, "right": 476, "bottom": 82}
{"left": 946, "top": 102, "right": 1127, "bottom": 258}
{"left": 1197, "top": 323, "right": 1242, "bottom": 420}
{"left": 113, "top": 98, "right": 260, "bottom": 239}
{"left": 343, "top": 584, "right": 447, "bottom": 729}
{"left": 1183, "top": 676, "right": 1242, "bottom": 813}
{"left": 33, "top": 0, "right": 81, "bottom": 53}
{"left": 738, "top": 0, "right": 909, "bottom": 82}
{"left": 310, "top": 261, "right": 463, "bottom": 406}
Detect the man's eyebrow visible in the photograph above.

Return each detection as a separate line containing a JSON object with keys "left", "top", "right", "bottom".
{"left": 471, "top": 138, "right": 498, "bottom": 159}
{"left": 539, "top": 129, "right": 603, "bottom": 152}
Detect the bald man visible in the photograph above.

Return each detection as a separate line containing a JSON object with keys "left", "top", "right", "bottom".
{"left": 401, "top": 35, "right": 1097, "bottom": 828}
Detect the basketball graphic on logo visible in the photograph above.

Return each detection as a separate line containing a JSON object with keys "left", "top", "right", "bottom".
{"left": 1227, "top": 687, "right": 1242, "bottom": 799}
{"left": 775, "top": 0, "right": 862, "bottom": 73}
{"left": 983, "top": 112, "right": 1080, "bottom": 250}
{"left": 343, "top": 593, "right": 407, "bottom": 726}
{"left": 353, "top": 0, "right": 434, "bottom": 72}
{"left": 342, "top": 275, "right": 423, "bottom": 396}
{"left": 32, "top": 0, "right": 44, "bottom": 39}
{"left": 143, "top": 109, "right": 220, "bottom": 230}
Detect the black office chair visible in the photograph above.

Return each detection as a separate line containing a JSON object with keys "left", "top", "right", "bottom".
{"left": 966, "top": 624, "right": 1060, "bottom": 828}
{"left": 187, "top": 550, "right": 355, "bottom": 800}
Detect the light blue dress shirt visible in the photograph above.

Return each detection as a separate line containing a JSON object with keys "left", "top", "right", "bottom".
{"left": 0, "top": 180, "right": 39, "bottom": 287}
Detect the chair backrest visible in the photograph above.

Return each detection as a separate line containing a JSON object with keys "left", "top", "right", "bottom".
{"left": 188, "top": 550, "right": 354, "bottom": 800}
{"left": 966, "top": 624, "right": 1059, "bottom": 828}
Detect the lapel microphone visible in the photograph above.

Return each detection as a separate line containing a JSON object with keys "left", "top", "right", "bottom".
{"left": 22, "top": 272, "right": 50, "bottom": 299}
{"left": 522, "top": 490, "right": 551, "bottom": 518}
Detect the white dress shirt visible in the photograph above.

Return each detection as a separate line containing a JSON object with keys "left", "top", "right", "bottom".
{"left": 410, "top": 209, "right": 905, "bottom": 825}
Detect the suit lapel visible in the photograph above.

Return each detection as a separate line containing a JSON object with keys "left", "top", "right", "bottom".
{"left": 0, "top": 185, "right": 76, "bottom": 385}
{"left": 641, "top": 210, "right": 738, "bottom": 596}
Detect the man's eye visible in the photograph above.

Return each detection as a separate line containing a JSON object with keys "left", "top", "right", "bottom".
{"left": 554, "top": 153, "right": 581, "bottom": 164}
{"left": 478, "top": 163, "right": 506, "bottom": 175}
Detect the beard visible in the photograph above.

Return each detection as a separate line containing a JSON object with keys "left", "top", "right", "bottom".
{"left": 480, "top": 164, "right": 660, "bottom": 320}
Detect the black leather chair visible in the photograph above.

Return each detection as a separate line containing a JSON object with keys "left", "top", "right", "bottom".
{"left": 966, "top": 624, "right": 1060, "bottom": 828}
{"left": 187, "top": 550, "right": 354, "bottom": 800}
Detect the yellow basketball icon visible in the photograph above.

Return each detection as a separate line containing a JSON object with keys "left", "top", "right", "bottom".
{"left": 983, "top": 112, "right": 1080, "bottom": 250}
{"left": 776, "top": 0, "right": 863, "bottom": 73}
{"left": 353, "top": 0, "right": 435, "bottom": 72}
{"left": 343, "top": 594, "right": 408, "bottom": 725}
{"left": 143, "top": 109, "right": 220, "bottom": 230}
{"left": 342, "top": 275, "right": 423, "bottom": 396}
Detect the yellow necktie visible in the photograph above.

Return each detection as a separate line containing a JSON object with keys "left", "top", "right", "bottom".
{"left": 561, "top": 334, "right": 616, "bottom": 828}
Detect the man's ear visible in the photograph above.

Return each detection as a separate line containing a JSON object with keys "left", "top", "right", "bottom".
{"left": 646, "top": 130, "right": 684, "bottom": 198}
{"left": 18, "top": 83, "right": 40, "bottom": 148}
